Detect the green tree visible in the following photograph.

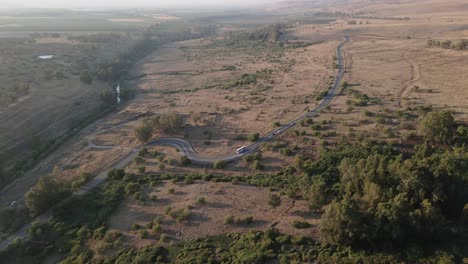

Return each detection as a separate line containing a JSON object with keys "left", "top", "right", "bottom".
{"left": 419, "top": 111, "right": 455, "bottom": 144}
{"left": 248, "top": 132, "right": 260, "bottom": 142}
{"left": 307, "top": 179, "right": 328, "bottom": 210}
{"left": 134, "top": 120, "right": 154, "bottom": 143}
{"left": 25, "top": 175, "right": 70, "bottom": 216}
{"left": 152, "top": 112, "right": 182, "bottom": 133}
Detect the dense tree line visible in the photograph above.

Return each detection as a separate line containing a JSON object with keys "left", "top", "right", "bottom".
{"left": 224, "top": 24, "right": 283, "bottom": 43}
{"left": 134, "top": 113, "right": 183, "bottom": 142}
{"left": 427, "top": 39, "right": 468, "bottom": 50}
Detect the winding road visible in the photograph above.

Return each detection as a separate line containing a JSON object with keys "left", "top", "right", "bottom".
{"left": 149, "top": 36, "right": 349, "bottom": 164}
{"left": 0, "top": 36, "right": 348, "bottom": 251}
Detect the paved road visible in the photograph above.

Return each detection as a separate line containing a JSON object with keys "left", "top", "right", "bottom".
{"left": 148, "top": 36, "right": 349, "bottom": 164}
{"left": 0, "top": 36, "right": 348, "bottom": 251}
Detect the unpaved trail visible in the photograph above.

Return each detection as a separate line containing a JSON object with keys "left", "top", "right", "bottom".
{"left": 398, "top": 54, "right": 421, "bottom": 108}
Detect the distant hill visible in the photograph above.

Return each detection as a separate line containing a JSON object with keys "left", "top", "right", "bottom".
{"left": 267, "top": 0, "right": 468, "bottom": 17}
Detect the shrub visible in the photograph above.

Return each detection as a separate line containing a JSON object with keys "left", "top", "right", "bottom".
{"left": 376, "top": 116, "right": 386, "bottom": 124}
{"left": 168, "top": 188, "right": 175, "bottom": 194}
{"left": 164, "top": 206, "right": 172, "bottom": 215}
{"left": 180, "top": 155, "right": 191, "bottom": 166}
{"left": 224, "top": 215, "right": 255, "bottom": 225}
{"left": 252, "top": 160, "right": 264, "bottom": 170}
{"left": 137, "top": 166, "right": 146, "bottom": 173}
{"left": 274, "top": 121, "right": 281, "bottom": 127}
{"left": 213, "top": 160, "right": 226, "bottom": 169}
{"left": 184, "top": 175, "right": 194, "bottom": 184}
{"left": 248, "top": 132, "right": 260, "bottom": 142}
{"left": 224, "top": 215, "right": 235, "bottom": 225}
{"left": 107, "top": 168, "right": 125, "bottom": 180}
{"left": 152, "top": 224, "right": 161, "bottom": 234}
{"left": 138, "top": 229, "right": 149, "bottom": 239}
{"left": 138, "top": 148, "right": 149, "bottom": 157}
{"left": 71, "top": 172, "right": 93, "bottom": 191}
{"left": 131, "top": 223, "right": 142, "bottom": 230}
{"left": 235, "top": 216, "right": 254, "bottom": 225}
{"left": 269, "top": 194, "right": 281, "bottom": 208}
{"left": 279, "top": 148, "right": 292, "bottom": 156}
{"left": 160, "top": 233, "right": 168, "bottom": 242}
{"left": 195, "top": 196, "right": 206, "bottom": 205}
{"left": 292, "top": 221, "right": 311, "bottom": 229}
{"left": 124, "top": 183, "right": 140, "bottom": 195}
{"left": 316, "top": 90, "right": 329, "bottom": 101}
{"left": 169, "top": 208, "right": 191, "bottom": 223}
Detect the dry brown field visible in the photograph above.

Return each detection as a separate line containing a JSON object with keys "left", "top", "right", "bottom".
{"left": 106, "top": 181, "right": 318, "bottom": 251}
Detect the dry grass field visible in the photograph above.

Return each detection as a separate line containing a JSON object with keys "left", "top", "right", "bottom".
{"left": 107, "top": 181, "right": 317, "bottom": 250}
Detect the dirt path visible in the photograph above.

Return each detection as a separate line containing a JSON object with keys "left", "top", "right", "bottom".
{"left": 398, "top": 54, "right": 421, "bottom": 108}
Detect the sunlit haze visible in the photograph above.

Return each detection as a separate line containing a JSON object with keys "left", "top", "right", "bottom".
{"left": 3, "top": 0, "right": 276, "bottom": 9}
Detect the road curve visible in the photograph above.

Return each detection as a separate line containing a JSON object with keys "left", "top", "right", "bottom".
{"left": 0, "top": 36, "right": 348, "bottom": 251}
{"left": 148, "top": 36, "right": 349, "bottom": 164}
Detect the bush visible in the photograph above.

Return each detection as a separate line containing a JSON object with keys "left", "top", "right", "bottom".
{"left": 235, "top": 216, "right": 254, "bottom": 225}
{"left": 224, "top": 215, "right": 235, "bottom": 225}
{"left": 316, "top": 90, "right": 329, "bottom": 101}
{"left": 292, "top": 221, "right": 311, "bottom": 229}
{"left": 252, "top": 160, "right": 264, "bottom": 170}
{"left": 213, "top": 160, "right": 226, "bottom": 169}
{"left": 184, "top": 175, "right": 194, "bottom": 184}
{"left": 195, "top": 196, "right": 206, "bottom": 205}
{"left": 108, "top": 168, "right": 125, "bottom": 180}
{"left": 71, "top": 172, "right": 93, "bottom": 191}
{"left": 138, "top": 229, "right": 149, "bottom": 239}
{"left": 137, "top": 166, "right": 146, "bottom": 173}
{"left": 279, "top": 148, "right": 292, "bottom": 156}
{"left": 248, "top": 132, "right": 260, "bottom": 142}
{"left": 160, "top": 233, "right": 168, "bottom": 242}
{"left": 131, "top": 223, "right": 142, "bottom": 230}
{"left": 169, "top": 208, "right": 191, "bottom": 223}
{"left": 124, "top": 183, "right": 140, "bottom": 195}
{"left": 269, "top": 194, "right": 281, "bottom": 208}
{"left": 224, "top": 215, "right": 255, "bottom": 225}
{"left": 152, "top": 224, "right": 161, "bottom": 234}
{"left": 180, "top": 155, "right": 191, "bottom": 166}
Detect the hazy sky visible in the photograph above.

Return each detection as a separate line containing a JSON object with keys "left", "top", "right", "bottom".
{"left": 3, "top": 0, "right": 275, "bottom": 9}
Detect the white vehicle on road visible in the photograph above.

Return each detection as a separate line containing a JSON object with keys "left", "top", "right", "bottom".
{"left": 236, "top": 146, "right": 248, "bottom": 154}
